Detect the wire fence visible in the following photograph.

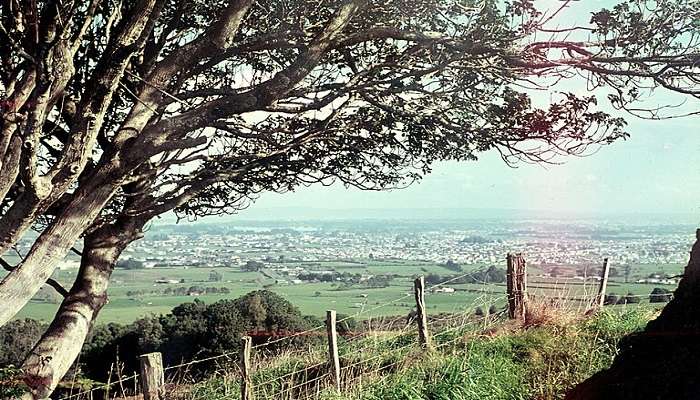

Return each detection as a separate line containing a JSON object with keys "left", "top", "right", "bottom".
{"left": 56, "top": 258, "right": 665, "bottom": 400}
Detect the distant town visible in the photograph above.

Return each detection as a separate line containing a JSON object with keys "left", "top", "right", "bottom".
{"left": 43, "top": 219, "right": 693, "bottom": 276}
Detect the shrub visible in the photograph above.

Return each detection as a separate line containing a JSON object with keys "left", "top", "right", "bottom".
{"left": 625, "top": 292, "right": 641, "bottom": 304}
{"left": 649, "top": 287, "right": 672, "bottom": 303}
{"left": 604, "top": 293, "right": 619, "bottom": 305}
{"left": 0, "top": 319, "right": 45, "bottom": 367}
{"left": 82, "top": 290, "right": 314, "bottom": 380}
{"left": 0, "top": 366, "right": 27, "bottom": 398}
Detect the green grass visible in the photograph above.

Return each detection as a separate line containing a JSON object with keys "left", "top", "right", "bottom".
{"left": 8, "top": 260, "right": 677, "bottom": 325}
{"left": 10, "top": 262, "right": 508, "bottom": 324}
{"left": 170, "top": 308, "right": 653, "bottom": 400}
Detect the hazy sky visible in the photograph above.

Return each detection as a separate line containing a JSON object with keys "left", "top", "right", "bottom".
{"left": 237, "top": 0, "right": 699, "bottom": 220}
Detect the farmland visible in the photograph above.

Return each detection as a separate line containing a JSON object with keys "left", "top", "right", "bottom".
{"left": 4, "top": 219, "right": 690, "bottom": 324}
{"left": 6, "top": 257, "right": 683, "bottom": 324}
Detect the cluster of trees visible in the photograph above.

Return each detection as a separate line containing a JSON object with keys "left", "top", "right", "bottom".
{"left": 442, "top": 260, "right": 463, "bottom": 272}
{"left": 116, "top": 259, "right": 145, "bottom": 270}
{"left": 297, "top": 271, "right": 351, "bottom": 282}
{"left": 604, "top": 288, "right": 674, "bottom": 306}
{"left": 604, "top": 293, "right": 642, "bottom": 305}
{"left": 209, "top": 270, "right": 224, "bottom": 282}
{"left": 243, "top": 260, "right": 266, "bottom": 272}
{"left": 425, "top": 266, "right": 507, "bottom": 286}
{"left": 0, "top": 319, "right": 45, "bottom": 368}
{"left": 297, "top": 271, "right": 395, "bottom": 288}
{"left": 126, "top": 286, "right": 231, "bottom": 298}
{"left": 603, "top": 289, "right": 670, "bottom": 305}
{"left": 1, "top": 291, "right": 320, "bottom": 383}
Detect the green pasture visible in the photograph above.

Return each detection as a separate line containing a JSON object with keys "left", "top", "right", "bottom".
{"left": 8, "top": 261, "right": 682, "bottom": 325}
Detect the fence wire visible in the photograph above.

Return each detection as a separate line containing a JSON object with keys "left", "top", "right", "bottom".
{"left": 56, "top": 263, "right": 661, "bottom": 400}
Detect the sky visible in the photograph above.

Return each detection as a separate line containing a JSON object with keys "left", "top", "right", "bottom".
{"left": 230, "top": 0, "right": 700, "bottom": 221}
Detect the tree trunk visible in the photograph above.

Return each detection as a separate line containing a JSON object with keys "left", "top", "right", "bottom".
{"left": 21, "top": 221, "right": 142, "bottom": 399}
{"left": 0, "top": 176, "right": 119, "bottom": 326}
{"left": 568, "top": 229, "right": 700, "bottom": 400}
{"left": 0, "top": 135, "right": 21, "bottom": 208}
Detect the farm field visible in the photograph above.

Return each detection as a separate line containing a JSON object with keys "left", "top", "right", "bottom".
{"left": 6, "top": 257, "right": 683, "bottom": 324}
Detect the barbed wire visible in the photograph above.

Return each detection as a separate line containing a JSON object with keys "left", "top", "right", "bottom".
{"left": 58, "top": 269, "right": 652, "bottom": 400}
{"left": 58, "top": 373, "right": 138, "bottom": 400}
{"left": 253, "top": 360, "right": 328, "bottom": 390}
{"left": 58, "top": 270, "right": 495, "bottom": 399}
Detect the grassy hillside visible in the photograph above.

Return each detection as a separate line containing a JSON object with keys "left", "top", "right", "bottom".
{"left": 168, "top": 308, "right": 653, "bottom": 400}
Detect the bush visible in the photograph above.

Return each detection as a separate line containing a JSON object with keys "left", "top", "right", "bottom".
{"left": 243, "top": 260, "right": 264, "bottom": 271}
{"left": 335, "top": 314, "right": 357, "bottom": 335}
{"left": 604, "top": 293, "right": 619, "bottom": 305}
{"left": 0, "top": 319, "right": 44, "bottom": 367}
{"left": 0, "top": 366, "right": 26, "bottom": 398}
{"left": 116, "top": 259, "right": 144, "bottom": 269}
{"left": 626, "top": 293, "right": 641, "bottom": 304}
{"left": 649, "top": 287, "right": 672, "bottom": 303}
{"left": 82, "top": 290, "right": 315, "bottom": 380}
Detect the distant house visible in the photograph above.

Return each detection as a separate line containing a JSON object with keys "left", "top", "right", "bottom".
{"left": 434, "top": 287, "right": 455, "bottom": 294}
{"left": 154, "top": 279, "right": 180, "bottom": 284}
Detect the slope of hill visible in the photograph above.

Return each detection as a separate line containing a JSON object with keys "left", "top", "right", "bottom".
{"left": 167, "top": 308, "right": 652, "bottom": 400}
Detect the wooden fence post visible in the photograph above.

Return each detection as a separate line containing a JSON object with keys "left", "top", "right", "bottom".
{"left": 595, "top": 258, "right": 611, "bottom": 308}
{"left": 139, "top": 352, "right": 164, "bottom": 400}
{"left": 413, "top": 276, "right": 431, "bottom": 348}
{"left": 240, "top": 336, "right": 253, "bottom": 400}
{"left": 326, "top": 310, "right": 341, "bottom": 391}
{"left": 506, "top": 253, "right": 527, "bottom": 320}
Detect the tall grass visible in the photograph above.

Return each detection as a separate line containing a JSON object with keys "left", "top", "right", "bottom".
{"left": 138, "top": 308, "right": 654, "bottom": 400}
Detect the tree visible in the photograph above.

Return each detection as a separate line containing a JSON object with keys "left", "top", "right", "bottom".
{"left": 443, "top": 260, "right": 462, "bottom": 272}
{"left": 243, "top": 260, "right": 265, "bottom": 272}
{"left": 117, "top": 259, "right": 145, "bottom": 270}
{"left": 0, "top": 319, "right": 44, "bottom": 367}
{"left": 234, "top": 290, "right": 310, "bottom": 336}
{"left": 623, "top": 265, "right": 632, "bottom": 283}
{"left": 209, "top": 270, "right": 223, "bottom": 282}
{"left": 0, "top": 0, "right": 697, "bottom": 397}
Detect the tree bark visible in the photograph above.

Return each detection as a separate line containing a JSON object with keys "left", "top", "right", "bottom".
{"left": 21, "top": 221, "right": 143, "bottom": 399}
{"left": 0, "top": 0, "right": 162, "bottom": 256}
{"left": 568, "top": 229, "right": 700, "bottom": 400}
{"left": 0, "top": 135, "right": 21, "bottom": 205}
{"left": 0, "top": 175, "right": 119, "bottom": 326}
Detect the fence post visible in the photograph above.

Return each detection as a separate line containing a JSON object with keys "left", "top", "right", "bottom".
{"left": 413, "top": 276, "right": 431, "bottom": 348}
{"left": 240, "top": 336, "right": 253, "bottom": 400}
{"left": 326, "top": 310, "right": 341, "bottom": 391}
{"left": 506, "top": 253, "right": 527, "bottom": 320}
{"left": 139, "top": 352, "right": 164, "bottom": 400}
{"left": 595, "top": 258, "right": 611, "bottom": 307}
